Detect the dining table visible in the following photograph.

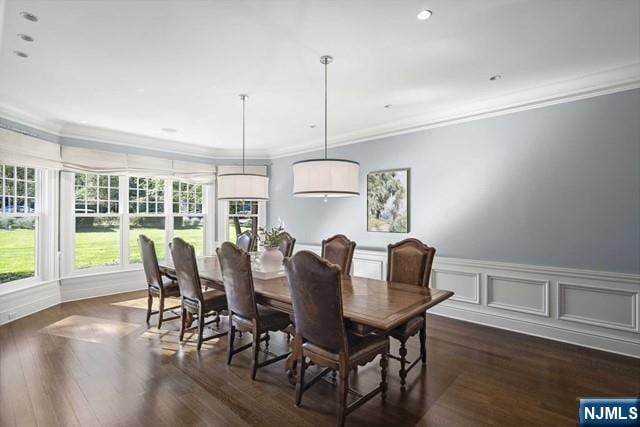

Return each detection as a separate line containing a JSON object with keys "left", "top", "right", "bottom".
{"left": 161, "top": 255, "right": 454, "bottom": 382}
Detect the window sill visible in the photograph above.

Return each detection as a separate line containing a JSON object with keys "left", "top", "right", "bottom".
{"left": 61, "top": 266, "right": 144, "bottom": 281}
{"left": 0, "top": 276, "right": 57, "bottom": 297}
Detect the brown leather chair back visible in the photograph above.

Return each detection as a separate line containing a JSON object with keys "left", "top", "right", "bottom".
{"left": 236, "top": 230, "right": 257, "bottom": 252}
{"left": 387, "top": 238, "right": 436, "bottom": 287}
{"left": 169, "top": 237, "right": 204, "bottom": 302}
{"left": 278, "top": 231, "right": 296, "bottom": 258}
{"left": 216, "top": 241, "right": 258, "bottom": 320}
{"left": 285, "top": 250, "right": 348, "bottom": 354}
{"left": 321, "top": 234, "right": 356, "bottom": 276}
{"left": 138, "top": 234, "right": 162, "bottom": 288}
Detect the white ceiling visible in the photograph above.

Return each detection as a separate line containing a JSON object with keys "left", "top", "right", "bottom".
{"left": 0, "top": 0, "right": 639, "bottom": 158}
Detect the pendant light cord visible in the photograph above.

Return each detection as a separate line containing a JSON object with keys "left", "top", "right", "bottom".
{"left": 324, "top": 58, "right": 328, "bottom": 160}
{"left": 242, "top": 94, "right": 246, "bottom": 174}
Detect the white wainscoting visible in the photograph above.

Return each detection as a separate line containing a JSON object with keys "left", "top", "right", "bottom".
{"left": 296, "top": 244, "right": 640, "bottom": 358}
{"left": 60, "top": 269, "right": 147, "bottom": 302}
{"left": 0, "top": 280, "right": 60, "bottom": 325}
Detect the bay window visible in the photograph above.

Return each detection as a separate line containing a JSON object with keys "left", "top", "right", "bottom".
{"left": 0, "top": 164, "right": 38, "bottom": 284}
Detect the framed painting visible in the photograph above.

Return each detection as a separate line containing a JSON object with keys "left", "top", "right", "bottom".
{"left": 366, "top": 168, "right": 410, "bottom": 233}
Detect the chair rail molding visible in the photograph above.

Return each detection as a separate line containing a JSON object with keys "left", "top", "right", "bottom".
{"left": 296, "top": 244, "right": 640, "bottom": 358}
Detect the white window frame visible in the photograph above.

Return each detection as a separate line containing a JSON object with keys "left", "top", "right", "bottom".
{"left": 217, "top": 199, "right": 266, "bottom": 245}
{"left": 171, "top": 180, "right": 208, "bottom": 257}
{"left": 70, "top": 173, "right": 123, "bottom": 274}
{"left": 0, "top": 165, "right": 56, "bottom": 291}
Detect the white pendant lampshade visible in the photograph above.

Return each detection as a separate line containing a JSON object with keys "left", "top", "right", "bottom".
{"left": 217, "top": 173, "right": 269, "bottom": 200}
{"left": 292, "top": 159, "right": 359, "bottom": 197}
{"left": 293, "top": 55, "right": 360, "bottom": 198}
{"left": 217, "top": 94, "right": 270, "bottom": 200}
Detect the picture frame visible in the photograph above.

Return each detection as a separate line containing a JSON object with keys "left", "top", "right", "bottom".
{"left": 366, "top": 168, "right": 410, "bottom": 233}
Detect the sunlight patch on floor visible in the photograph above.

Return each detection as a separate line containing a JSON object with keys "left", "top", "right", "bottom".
{"left": 111, "top": 296, "right": 181, "bottom": 310}
{"left": 41, "top": 315, "right": 140, "bottom": 343}
{"left": 139, "top": 328, "right": 224, "bottom": 355}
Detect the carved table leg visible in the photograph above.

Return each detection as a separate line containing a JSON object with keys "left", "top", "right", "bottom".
{"left": 286, "top": 334, "right": 302, "bottom": 385}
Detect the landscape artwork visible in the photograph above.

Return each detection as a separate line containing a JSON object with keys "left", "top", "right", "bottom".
{"left": 367, "top": 168, "right": 409, "bottom": 233}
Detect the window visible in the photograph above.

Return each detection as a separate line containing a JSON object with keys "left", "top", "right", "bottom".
{"left": 129, "top": 177, "right": 166, "bottom": 263}
{"left": 0, "top": 164, "right": 37, "bottom": 284}
{"left": 172, "top": 181, "right": 204, "bottom": 256}
{"left": 74, "top": 174, "right": 120, "bottom": 269}
{"left": 227, "top": 200, "right": 258, "bottom": 243}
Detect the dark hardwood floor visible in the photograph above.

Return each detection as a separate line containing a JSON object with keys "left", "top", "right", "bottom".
{"left": 0, "top": 290, "right": 638, "bottom": 427}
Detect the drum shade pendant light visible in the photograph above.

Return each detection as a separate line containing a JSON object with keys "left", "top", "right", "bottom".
{"left": 292, "top": 55, "right": 360, "bottom": 198}
{"left": 217, "top": 94, "right": 269, "bottom": 200}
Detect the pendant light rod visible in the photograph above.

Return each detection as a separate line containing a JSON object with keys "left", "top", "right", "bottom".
{"left": 239, "top": 94, "right": 248, "bottom": 174}
{"left": 320, "top": 55, "right": 332, "bottom": 160}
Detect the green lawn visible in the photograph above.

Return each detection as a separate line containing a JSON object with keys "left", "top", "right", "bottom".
{"left": 0, "top": 226, "right": 204, "bottom": 283}
{"left": 0, "top": 228, "right": 35, "bottom": 283}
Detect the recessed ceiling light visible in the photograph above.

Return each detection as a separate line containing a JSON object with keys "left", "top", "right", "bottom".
{"left": 309, "top": 124, "right": 317, "bottom": 128}
{"left": 13, "top": 51, "right": 29, "bottom": 58}
{"left": 79, "top": 120, "right": 88, "bottom": 124}
{"left": 20, "top": 11, "right": 39, "bottom": 22}
{"left": 161, "top": 128, "right": 177, "bottom": 133}
{"left": 417, "top": 10, "right": 433, "bottom": 20}
{"left": 17, "top": 34, "right": 34, "bottom": 42}
{"left": 489, "top": 74, "right": 502, "bottom": 81}
{"left": 384, "top": 104, "right": 393, "bottom": 109}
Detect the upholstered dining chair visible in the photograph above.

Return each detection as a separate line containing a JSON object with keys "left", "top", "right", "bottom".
{"left": 236, "top": 230, "right": 257, "bottom": 252}
{"left": 321, "top": 234, "right": 356, "bottom": 277}
{"left": 284, "top": 250, "right": 388, "bottom": 427}
{"left": 217, "top": 242, "right": 291, "bottom": 379}
{"left": 277, "top": 231, "right": 296, "bottom": 258}
{"left": 139, "top": 235, "right": 181, "bottom": 329}
{"left": 385, "top": 238, "right": 436, "bottom": 389}
{"left": 169, "top": 237, "right": 228, "bottom": 351}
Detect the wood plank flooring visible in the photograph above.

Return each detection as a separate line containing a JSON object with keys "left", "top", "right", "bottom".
{"left": 0, "top": 290, "right": 638, "bottom": 427}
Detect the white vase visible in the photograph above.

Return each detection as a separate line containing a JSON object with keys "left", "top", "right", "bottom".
{"left": 258, "top": 247, "right": 284, "bottom": 271}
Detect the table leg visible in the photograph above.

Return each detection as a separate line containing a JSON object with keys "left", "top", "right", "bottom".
{"left": 286, "top": 334, "right": 302, "bottom": 385}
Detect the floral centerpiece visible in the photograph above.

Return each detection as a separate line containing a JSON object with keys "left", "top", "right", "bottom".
{"left": 256, "top": 226, "right": 286, "bottom": 271}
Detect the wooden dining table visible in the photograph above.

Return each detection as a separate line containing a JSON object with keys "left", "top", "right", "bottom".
{"left": 162, "top": 256, "right": 454, "bottom": 382}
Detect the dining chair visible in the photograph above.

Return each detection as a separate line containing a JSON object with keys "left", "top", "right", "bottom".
{"left": 284, "top": 250, "right": 388, "bottom": 427}
{"left": 385, "top": 238, "right": 436, "bottom": 389}
{"left": 278, "top": 231, "right": 296, "bottom": 258}
{"left": 139, "top": 234, "right": 181, "bottom": 329}
{"left": 169, "top": 237, "right": 228, "bottom": 351}
{"left": 236, "top": 230, "right": 257, "bottom": 252}
{"left": 321, "top": 234, "right": 356, "bottom": 277}
{"left": 217, "top": 241, "right": 291, "bottom": 380}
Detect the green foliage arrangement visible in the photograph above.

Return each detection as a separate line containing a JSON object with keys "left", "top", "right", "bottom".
{"left": 258, "top": 226, "right": 285, "bottom": 249}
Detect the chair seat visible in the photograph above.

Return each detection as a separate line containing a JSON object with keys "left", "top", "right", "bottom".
{"left": 149, "top": 277, "right": 181, "bottom": 297}
{"left": 232, "top": 305, "right": 291, "bottom": 332}
{"left": 389, "top": 315, "right": 423, "bottom": 340}
{"left": 303, "top": 333, "right": 388, "bottom": 367}
{"left": 183, "top": 289, "right": 227, "bottom": 312}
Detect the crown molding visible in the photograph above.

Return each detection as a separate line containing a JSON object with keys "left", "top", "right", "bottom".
{"left": 1, "top": 63, "right": 638, "bottom": 161}
{"left": 268, "top": 62, "right": 640, "bottom": 158}
{"left": 58, "top": 122, "right": 270, "bottom": 160}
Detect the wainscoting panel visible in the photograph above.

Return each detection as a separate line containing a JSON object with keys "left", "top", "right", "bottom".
{"left": 432, "top": 269, "right": 480, "bottom": 304}
{"left": 487, "top": 275, "right": 549, "bottom": 316}
{"left": 295, "top": 244, "right": 640, "bottom": 358}
{"left": 353, "top": 259, "right": 384, "bottom": 280}
{"left": 558, "top": 282, "right": 637, "bottom": 332}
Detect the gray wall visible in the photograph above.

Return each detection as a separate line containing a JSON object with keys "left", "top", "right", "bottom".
{"left": 268, "top": 89, "right": 640, "bottom": 274}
